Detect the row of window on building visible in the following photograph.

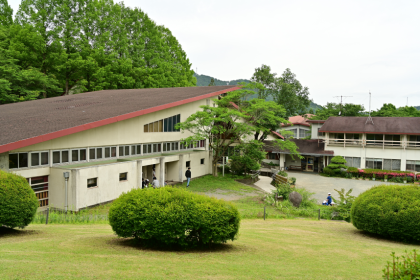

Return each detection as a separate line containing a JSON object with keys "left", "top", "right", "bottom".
{"left": 344, "top": 156, "right": 419, "bottom": 171}
{"left": 285, "top": 128, "right": 311, "bottom": 139}
{"left": 329, "top": 134, "right": 420, "bottom": 145}
{"left": 144, "top": 114, "right": 181, "bottom": 133}
{"left": 9, "top": 140, "right": 206, "bottom": 169}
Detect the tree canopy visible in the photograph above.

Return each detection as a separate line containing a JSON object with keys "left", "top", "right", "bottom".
{"left": 251, "top": 65, "right": 311, "bottom": 117}
{"left": 0, "top": 0, "right": 195, "bottom": 104}
{"left": 176, "top": 84, "right": 301, "bottom": 176}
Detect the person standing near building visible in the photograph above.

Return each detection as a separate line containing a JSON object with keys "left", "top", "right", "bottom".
{"left": 152, "top": 177, "right": 160, "bottom": 188}
{"left": 185, "top": 167, "right": 191, "bottom": 187}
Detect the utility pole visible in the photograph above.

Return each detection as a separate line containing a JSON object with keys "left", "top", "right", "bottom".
{"left": 334, "top": 95, "right": 353, "bottom": 115}
{"left": 366, "top": 91, "right": 374, "bottom": 125}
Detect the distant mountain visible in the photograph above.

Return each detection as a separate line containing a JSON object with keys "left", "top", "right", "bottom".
{"left": 194, "top": 73, "right": 323, "bottom": 112}
{"left": 415, "top": 106, "right": 420, "bottom": 110}
{"left": 194, "top": 73, "right": 249, "bottom": 86}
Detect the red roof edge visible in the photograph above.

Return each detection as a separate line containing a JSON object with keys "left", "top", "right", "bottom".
{"left": 271, "top": 131, "right": 284, "bottom": 139}
{"left": 0, "top": 87, "right": 241, "bottom": 153}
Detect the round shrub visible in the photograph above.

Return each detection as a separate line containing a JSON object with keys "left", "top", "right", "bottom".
{"left": 109, "top": 187, "right": 240, "bottom": 248}
{"left": 351, "top": 184, "right": 420, "bottom": 242}
{"left": 0, "top": 170, "right": 38, "bottom": 228}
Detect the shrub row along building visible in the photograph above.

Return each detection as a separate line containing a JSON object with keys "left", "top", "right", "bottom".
{"left": 265, "top": 115, "right": 420, "bottom": 173}
{"left": 0, "top": 86, "right": 241, "bottom": 210}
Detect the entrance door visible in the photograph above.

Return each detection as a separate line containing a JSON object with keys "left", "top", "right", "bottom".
{"left": 306, "top": 157, "right": 314, "bottom": 171}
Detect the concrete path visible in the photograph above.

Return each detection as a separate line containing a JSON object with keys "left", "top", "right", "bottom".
{"left": 254, "top": 176, "right": 276, "bottom": 193}
{"left": 289, "top": 171, "right": 397, "bottom": 203}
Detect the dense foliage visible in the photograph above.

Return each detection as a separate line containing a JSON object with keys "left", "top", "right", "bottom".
{"left": 351, "top": 185, "right": 420, "bottom": 242}
{"left": 176, "top": 85, "right": 301, "bottom": 176}
{"left": 347, "top": 168, "right": 416, "bottom": 182}
{"left": 383, "top": 250, "right": 420, "bottom": 280}
{"left": 0, "top": 0, "right": 195, "bottom": 104}
{"left": 251, "top": 65, "right": 311, "bottom": 117}
{"left": 109, "top": 187, "right": 240, "bottom": 248}
{"left": 230, "top": 140, "right": 266, "bottom": 175}
{"left": 0, "top": 170, "right": 38, "bottom": 228}
{"left": 325, "top": 156, "right": 347, "bottom": 174}
{"left": 332, "top": 188, "right": 355, "bottom": 222}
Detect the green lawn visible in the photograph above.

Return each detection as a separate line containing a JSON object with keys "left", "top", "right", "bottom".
{"left": 176, "top": 174, "right": 257, "bottom": 194}
{"left": 1, "top": 220, "right": 419, "bottom": 279}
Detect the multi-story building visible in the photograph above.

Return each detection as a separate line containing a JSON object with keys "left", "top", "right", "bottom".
{"left": 265, "top": 116, "right": 420, "bottom": 173}
{"left": 0, "top": 86, "right": 240, "bottom": 210}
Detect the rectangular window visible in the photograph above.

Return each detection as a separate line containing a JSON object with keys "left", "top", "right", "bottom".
{"left": 384, "top": 135, "right": 401, "bottom": 146}
{"left": 172, "top": 116, "right": 177, "bottom": 131}
{"left": 163, "top": 143, "right": 167, "bottom": 152}
{"left": 31, "top": 153, "right": 39, "bottom": 166}
{"left": 89, "top": 148, "right": 96, "bottom": 160}
{"left": 149, "top": 123, "right": 153, "bottom": 132}
{"left": 153, "top": 121, "right": 158, "bottom": 132}
{"left": 299, "top": 129, "right": 309, "bottom": 139}
{"left": 365, "top": 158, "right": 383, "bottom": 169}
{"left": 53, "top": 151, "right": 60, "bottom": 164}
{"left": 164, "top": 119, "right": 168, "bottom": 132}
{"left": 383, "top": 159, "right": 401, "bottom": 170}
{"left": 87, "top": 178, "right": 97, "bottom": 188}
{"left": 9, "top": 153, "right": 28, "bottom": 169}
{"left": 125, "top": 146, "right": 129, "bottom": 156}
{"left": 119, "top": 146, "right": 124, "bottom": 157}
{"left": 168, "top": 117, "right": 173, "bottom": 132}
{"left": 289, "top": 129, "right": 297, "bottom": 138}
{"left": 119, "top": 172, "right": 128, "bottom": 181}
{"left": 96, "top": 148, "right": 103, "bottom": 159}
{"left": 105, "top": 147, "right": 111, "bottom": 158}
{"left": 72, "top": 150, "right": 79, "bottom": 162}
{"left": 153, "top": 144, "right": 157, "bottom": 153}
{"left": 408, "top": 135, "right": 420, "bottom": 147}
{"left": 131, "top": 145, "right": 136, "bottom": 155}
{"left": 318, "top": 128, "right": 324, "bottom": 137}
{"left": 366, "top": 134, "right": 383, "bottom": 145}
{"left": 186, "top": 161, "right": 190, "bottom": 168}
{"left": 406, "top": 160, "right": 420, "bottom": 172}
{"left": 62, "top": 151, "right": 69, "bottom": 163}
{"left": 344, "top": 157, "right": 361, "bottom": 168}
{"left": 144, "top": 124, "right": 149, "bottom": 132}
{"left": 159, "top": 120, "right": 163, "bottom": 132}
{"left": 136, "top": 145, "right": 141, "bottom": 155}
{"left": 111, "top": 147, "right": 116, "bottom": 157}
{"left": 176, "top": 114, "right": 180, "bottom": 131}
{"left": 41, "top": 152, "right": 48, "bottom": 165}
{"left": 201, "top": 158, "right": 205, "bottom": 165}
{"left": 28, "top": 176, "right": 49, "bottom": 207}
{"left": 80, "top": 149, "right": 86, "bottom": 161}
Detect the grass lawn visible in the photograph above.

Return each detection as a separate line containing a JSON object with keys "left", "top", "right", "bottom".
{"left": 1, "top": 220, "right": 419, "bottom": 279}
{"left": 176, "top": 174, "right": 257, "bottom": 194}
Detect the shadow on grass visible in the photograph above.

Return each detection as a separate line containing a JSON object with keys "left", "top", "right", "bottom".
{"left": 350, "top": 228, "right": 420, "bottom": 246}
{"left": 107, "top": 237, "right": 243, "bottom": 253}
{"left": 0, "top": 226, "right": 39, "bottom": 238}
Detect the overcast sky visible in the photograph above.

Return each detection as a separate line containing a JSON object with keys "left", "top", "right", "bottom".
{"left": 9, "top": 0, "right": 420, "bottom": 109}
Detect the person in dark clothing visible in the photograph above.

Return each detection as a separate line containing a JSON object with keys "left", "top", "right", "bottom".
{"left": 141, "top": 178, "right": 146, "bottom": 189}
{"left": 185, "top": 167, "right": 191, "bottom": 187}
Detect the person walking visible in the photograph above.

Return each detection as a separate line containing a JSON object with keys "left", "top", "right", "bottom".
{"left": 185, "top": 167, "right": 191, "bottom": 187}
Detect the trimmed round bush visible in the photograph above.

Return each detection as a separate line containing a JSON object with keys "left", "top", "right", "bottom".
{"left": 109, "top": 187, "right": 240, "bottom": 248}
{"left": 351, "top": 184, "right": 420, "bottom": 242}
{"left": 0, "top": 170, "right": 39, "bottom": 228}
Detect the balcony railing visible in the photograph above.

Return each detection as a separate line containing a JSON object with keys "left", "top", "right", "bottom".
{"left": 326, "top": 139, "right": 420, "bottom": 149}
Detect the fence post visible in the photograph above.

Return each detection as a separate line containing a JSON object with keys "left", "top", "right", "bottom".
{"left": 318, "top": 208, "right": 321, "bottom": 220}
{"left": 46, "top": 207, "right": 49, "bottom": 225}
{"left": 264, "top": 206, "right": 266, "bottom": 220}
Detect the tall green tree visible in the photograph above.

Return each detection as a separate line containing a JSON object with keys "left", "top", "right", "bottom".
{"left": 271, "top": 68, "right": 310, "bottom": 117}
{"left": 309, "top": 103, "right": 366, "bottom": 120}
{"left": 251, "top": 64, "right": 276, "bottom": 99}
{"left": 0, "top": 0, "right": 13, "bottom": 26}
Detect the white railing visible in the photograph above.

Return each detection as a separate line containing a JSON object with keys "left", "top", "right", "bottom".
{"left": 326, "top": 139, "right": 420, "bottom": 149}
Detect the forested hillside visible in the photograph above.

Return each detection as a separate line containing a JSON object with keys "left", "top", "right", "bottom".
{"left": 0, "top": 0, "right": 195, "bottom": 104}
{"left": 194, "top": 72, "right": 322, "bottom": 112}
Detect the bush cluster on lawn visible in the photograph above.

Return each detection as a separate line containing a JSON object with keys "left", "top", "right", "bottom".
{"left": 0, "top": 170, "right": 38, "bottom": 228}
{"left": 325, "top": 156, "right": 347, "bottom": 174}
{"left": 351, "top": 184, "right": 420, "bottom": 242}
{"left": 383, "top": 250, "right": 419, "bottom": 279}
{"left": 109, "top": 187, "right": 240, "bottom": 248}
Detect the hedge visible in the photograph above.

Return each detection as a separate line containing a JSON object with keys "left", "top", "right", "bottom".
{"left": 0, "top": 170, "right": 39, "bottom": 228}
{"left": 347, "top": 168, "right": 416, "bottom": 180}
{"left": 351, "top": 184, "right": 420, "bottom": 242}
{"left": 109, "top": 187, "right": 240, "bottom": 248}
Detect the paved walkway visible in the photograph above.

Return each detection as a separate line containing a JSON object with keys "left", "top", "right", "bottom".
{"left": 254, "top": 171, "right": 398, "bottom": 203}
{"left": 289, "top": 171, "right": 397, "bottom": 203}
{"left": 254, "top": 176, "right": 276, "bottom": 193}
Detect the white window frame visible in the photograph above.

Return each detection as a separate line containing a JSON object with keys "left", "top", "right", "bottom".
{"left": 71, "top": 148, "right": 87, "bottom": 163}
{"left": 87, "top": 177, "right": 98, "bottom": 188}
{"left": 52, "top": 150, "right": 71, "bottom": 165}
{"left": 104, "top": 146, "right": 117, "bottom": 159}
{"left": 8, "top": 152, "right": 29, "bottom": 169}
{"left": 30, "top": 151, "right": 49, "bottom": 167}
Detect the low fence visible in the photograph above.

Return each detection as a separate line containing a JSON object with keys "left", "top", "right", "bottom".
{"left": 32, "top": 206, "right": 349, "bottom": 225}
